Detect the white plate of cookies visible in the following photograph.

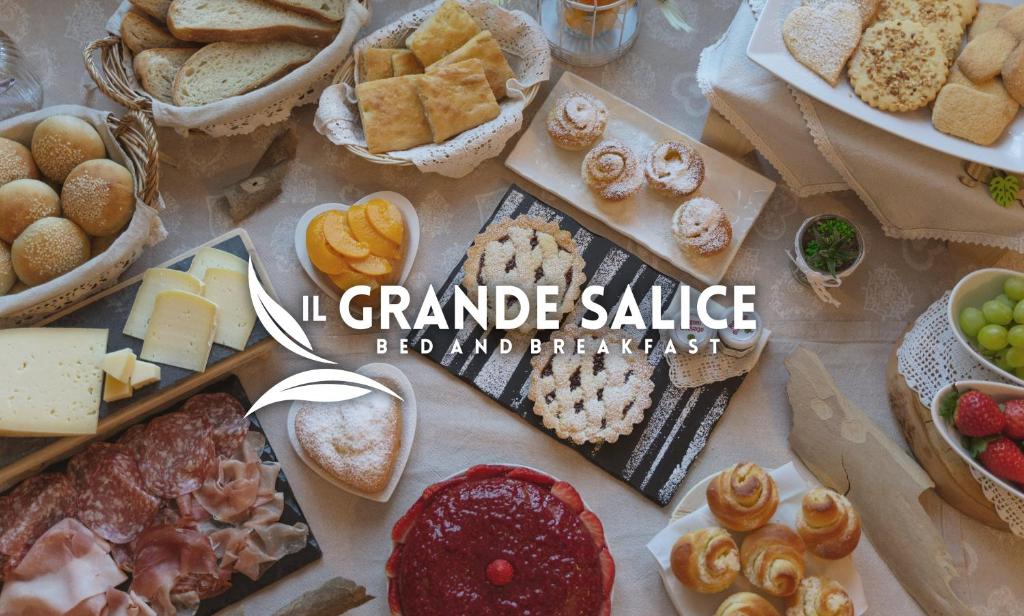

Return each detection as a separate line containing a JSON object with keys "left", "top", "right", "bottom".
{"left": 286, "top": 362, "right": 417, "bottom": 503}
{"left": 749, "top": 0, "right": 1024, "bottom": 172}
{"left": 505, "top": 71, "right": 776, "bottom": 286}
{"left": 646, "top": 462, "right": 867, "bottom": 616}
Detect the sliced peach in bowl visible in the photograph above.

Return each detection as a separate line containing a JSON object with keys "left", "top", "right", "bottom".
{"left": 323, "top": 210, "right": 370, "bottom": 259}
{"left": 348, "top": 204, "right": 401, "bottom": 260}
{"left": 366, "top": 198, "right": 405, "bottom": 245}
{"left": 306, "top": 212, "right": 354, "bottom": 275}
{"left": 349, "top": 254, "right": 393, "bottom": 277}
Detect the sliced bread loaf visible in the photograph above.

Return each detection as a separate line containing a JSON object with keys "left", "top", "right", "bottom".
{"left": 171, "top": 41, "right": 317, "bottom": 106}
{"left": 121, "top": 11, "right": 194, "bottom": 54}
{"left": 129, "top": 0, "right": 173, "bottom": 22}
{"left": 265, "top": 0, "right": 345, "bottom": 23}
{"left": 133, "top": 48, "right": 197, "bottom": 103}
{"left": 167, "top": 0, "right": 340, "bottom": 47}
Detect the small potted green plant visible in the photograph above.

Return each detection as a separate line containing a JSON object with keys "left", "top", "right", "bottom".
{"left": 792, "top": 214, "right": 865, "bottom": 287}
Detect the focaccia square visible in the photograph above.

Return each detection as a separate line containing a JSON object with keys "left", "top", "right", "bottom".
{"left": 428, "top": 30, "right": 515, "bottom": 99}
{"left": 360, "top": 48, "right": 402, "bottom": 82}
{"left": 406, "top": 0, "right": 481, "bottom": 66}
{"left": 392, "top": 50, "right": 424, "bottom": 76}
{"left": 356, "top": 75, "right": 434, "bottom": 153}
{"left": 417, "top": 58, "right": 500, "bottom": 143}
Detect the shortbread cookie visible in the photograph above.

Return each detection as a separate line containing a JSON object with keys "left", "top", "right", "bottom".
{"left": 671, "top": 198, "right": 733, "bottom": 257}
{"left": 784, "top": 2, "right": 862, "bottom": 85}
{"left": 1002, "top": 41, "right": 1024, "bottom": 104}
{"left": 997, "top": 4, "right": 1024, "bottom": 38}
{"left": 970, "top": 3, "right": 1010, "bottom": 39}
{"left": 932, "top": 81, "right": 1017, "bottom": 144}
{"left": 958, "top": 27, "right": 1018, "bottom": 81}
{"left": 878, "top": 0, "right": 965, "bottom": 61}
{"left": 528, "top": 325, "right": 654, "bottom": 445}
{"left": 802, "top": 0, "right": 880, "bottom": 27}
{"left": 848, "top": 19, "right": 949, "bottom": 111}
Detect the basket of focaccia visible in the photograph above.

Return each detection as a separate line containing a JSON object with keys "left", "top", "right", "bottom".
{"left": 84, "top": 0, "right": 370, "bottom": 136}
{"left": 314, "top": 0, "right": 551, "bottom": 177}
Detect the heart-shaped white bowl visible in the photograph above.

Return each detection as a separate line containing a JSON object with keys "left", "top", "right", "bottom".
{"left": 294, "top": 191, "right": 420, "bottom": 309}
{"left": 948, "top": 268, "right": 1024, "bottom": 387}
{"left": 286, "top": 362, "right": 417, "bottom": 503}
{"left": 931, "top": 380, "right": 1024, "bottom": 501}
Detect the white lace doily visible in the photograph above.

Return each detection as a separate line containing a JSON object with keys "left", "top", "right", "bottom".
{"left": 314, "top": 0, "right": 552, "bottom": 178}
{"left": 897, "top": 292, "right": 1024, "bottom": 537}
{"left": 666, "top": 329, "right": 771, "bottom": 389}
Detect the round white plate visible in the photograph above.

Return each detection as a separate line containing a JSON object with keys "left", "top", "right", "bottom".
{"left": 294, "top": 191, "right": 420, "bottom": 313}
{"left": 286, "top": 362, "right": 417, "bottom": 503}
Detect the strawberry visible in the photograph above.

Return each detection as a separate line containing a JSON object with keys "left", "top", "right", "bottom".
{"left": 579, "top": 510, "right": 606, "bottom": 549}
{"left": 550, "top": 481, "right": 584, "bottom": 514}
{"left": 943, "top": 389, "right": 1006, "bottom": 437}
{"left": 975, "top": 437, "right": 1024, "bottom": 484}
{"left": 1003, "top": 399, "right": 1024, "bottom": 441}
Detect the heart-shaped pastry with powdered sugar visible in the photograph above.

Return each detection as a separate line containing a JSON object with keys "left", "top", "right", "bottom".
{"left": 783, "top": 2, "right": 862, "bottom": 86}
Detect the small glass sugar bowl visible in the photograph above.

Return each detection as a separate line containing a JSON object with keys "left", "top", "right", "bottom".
{"left": 536, "top": 0, "right": 641, "bottom": 67}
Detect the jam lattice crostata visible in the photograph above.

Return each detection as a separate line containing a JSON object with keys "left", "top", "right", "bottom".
{"left": 386, "top": 464, "right": 614, "bottom": 616}
{"left": 462, "top": 216, "right": 587, "bottom": 334}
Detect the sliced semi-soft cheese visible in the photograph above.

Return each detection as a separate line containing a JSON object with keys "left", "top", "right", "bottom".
{"left": 101, "top": 348, "right": 136, "bottom": 383}
{"left": 188, "top": 247, "right": 247, "bottom": 282}
{"left": 123, "top": 268, "right": 203, "bottom": 340}
{"left": 129, "top": 360, "right": 161, "bottom": 388}
{"left": 0, "top": 328, "right": 107, "bottom": 436}
{"left": 202, "top": 267, "right": 256, "bottom": 351}
{"left": 103, "top": 373, "right": 132, "bottom": 403}
{"left": 140, "top": 290, "right": 218, "bottom": 372}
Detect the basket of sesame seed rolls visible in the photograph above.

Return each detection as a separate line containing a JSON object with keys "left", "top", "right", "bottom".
{"left": 0, "top": 105, "right": 164, "bottom": 326}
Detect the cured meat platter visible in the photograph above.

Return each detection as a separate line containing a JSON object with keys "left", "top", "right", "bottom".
{"left": 408, "top": 185, "right": 747, "bottom": 506}
{"left": 0, "top": 374, "right": 321, "bottom": 616}
{"left": 0, "top": 230, "right": 275, "bottom": 490}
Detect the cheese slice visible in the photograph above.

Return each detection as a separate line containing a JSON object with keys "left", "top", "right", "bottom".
{"left": 103, "top": 373, "right": 133, "bottom": 403}
{"left": 188, "top": 247, "right": 247, "bottom": 282}
{"left": 0, "top": 328, "right": 107, "bottom": 435}
{"left": 123, "top": 268, "right": 203, "bottom": 339}
{"left": 202, "top": 267, "right": 256, "bottom": 351}
{"left": 141, "top": 290, "right": 218, "bottom": 372}
{"left": 130, "top": 360, "right": 161, "bottom": 388}
{"left": 102, "top": 348, "right": 136, "bottom": 383}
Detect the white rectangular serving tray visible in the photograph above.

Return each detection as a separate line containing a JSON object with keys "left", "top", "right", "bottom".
{"left": 505, "top": 71, "right": 776, "bottom": 287}
{"left": 748, "top": 0, "right": 1024, "bottom": 172}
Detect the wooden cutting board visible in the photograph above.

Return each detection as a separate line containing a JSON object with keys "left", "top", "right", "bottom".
{"left": 887, "top": 328, "right": 1007, "bottom": 531}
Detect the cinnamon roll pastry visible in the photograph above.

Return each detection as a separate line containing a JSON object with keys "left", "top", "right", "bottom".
{"left": 706, "top": 462, "right": 779, "bottom": 531}
{"left": 715, "top": 592, "right": 782, "bottom": 616}
{"left": 796, "top": 488, "right": 861, "bottom": 560}
{"left": 547, "top": 91, "right": 608, "bottom": 150}
{"left": 671, "top": 198, "right": 732, "bottom": 257}
{"left": 581, "top": 140, "right": 644, "bottom": 201}
{"left": 740, "top": 524, "right": 806, "bottom": 597}
{"left": 786, "top": 576, "right": 854, "bottom": 616}
{"left": 645, "top": 140, "right": 705, "bottom": 197}
{"left": 669, "top": 527, "right": 740, "bottom": 593}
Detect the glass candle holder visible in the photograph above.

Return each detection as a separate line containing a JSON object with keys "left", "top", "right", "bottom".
{"left": 0, "top": 32, "right": 43, "bottom": 121}
{"left": 537, "top": 0, "right": 640, "bottom": 67}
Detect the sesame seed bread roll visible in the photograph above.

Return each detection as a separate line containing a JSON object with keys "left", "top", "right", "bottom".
{"left": 11, "top": 217, "right": 90, "bottom": 286}
{"left": 61, "top": 159, "right": 135, "bottom": 237}
{"left": 31, "top": 115, "right": 106, "bottom": 183}
{"left": 0, "top": 137, "right": 38, "bottom": 186}
{"left": 0, "top": 242, "right": 15, "bottom": 295}
{"left": 0, "top": 179, "right": 61, "bottom": 243}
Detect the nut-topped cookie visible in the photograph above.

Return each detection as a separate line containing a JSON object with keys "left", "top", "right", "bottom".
{"left": 876, "top": 0, "right": 965, "bottom": 62}
{"left": 848, "top": 19, "right": 949, "bottom": 111}
{"left": 529, "top": 325, "right": 654, "bottom": 445}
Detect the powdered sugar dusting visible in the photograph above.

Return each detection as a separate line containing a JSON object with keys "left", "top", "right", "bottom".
{"left": 672, "top": 198, "right": 732, "bottom": 256}
{"left": 546, "top": 91, "right": 608, "bottom": 150}
{"left": 644, "top": 141, "right": 705, "bottom": 197}
{"left": 581, "top": 139, "right": 644, "bottom": 201}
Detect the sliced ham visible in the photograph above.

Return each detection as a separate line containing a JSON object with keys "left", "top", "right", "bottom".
{"left": 131, "top": 525, "right": 230, "bottom": 615}
{"left": 0, "top": 518, "right": 126, "bottom": 616}
{"left": 66, "top": 588, "right": 157, "bottom": 616}
{"left": 194, "top": 459, "right": 261, "bottom": 524}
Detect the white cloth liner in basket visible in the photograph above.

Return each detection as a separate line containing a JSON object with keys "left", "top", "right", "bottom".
{"left": 314, "top": 0, "right": 552, "bottom": 178}
{"left": 103, "top": 0, "right": 370, "bottom": 136}
{"left": 0, "top": 105, "right": 164, "bottom": 327}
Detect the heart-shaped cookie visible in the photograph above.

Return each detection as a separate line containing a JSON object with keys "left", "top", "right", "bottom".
{"left": 783, "top": 2, "right": 862, "bottom": 86}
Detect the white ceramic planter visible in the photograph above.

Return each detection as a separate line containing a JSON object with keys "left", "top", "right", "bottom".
{"left": 792, "top": 214, "right": 865, "bottom": 284}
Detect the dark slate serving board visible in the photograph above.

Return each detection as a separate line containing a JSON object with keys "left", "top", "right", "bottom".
{"left": 0, "top": 374, "right": 321, "bottom": 616}
{"left": 0, "top": 233, "right": 270, "bottom": 467}
{"left": 408, "top": 185, "right": 746, "bottom": 506}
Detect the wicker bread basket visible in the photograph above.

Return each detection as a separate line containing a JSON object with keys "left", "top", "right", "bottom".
{"left": 84, "top": 0, "right": 371, "bottom": 137}
{"left": 0, "top": 105, "right": 162, "bottom": 327}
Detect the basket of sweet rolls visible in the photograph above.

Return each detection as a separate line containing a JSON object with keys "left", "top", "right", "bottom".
{"left": 0, "top": 105, "right": 164, "bottom": 327}
{"left": 84, "top": 0, "right": 371, "bottom": 136}
{"left": 314, "top": 0, "right": 552, "bottom": 177}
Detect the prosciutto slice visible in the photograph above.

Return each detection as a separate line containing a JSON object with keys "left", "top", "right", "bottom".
{"left": 130, "top": 525, "right": 230, "bottom": 616}
{"left": 66, "top": 588, "right": 157, "bottom": 616}
{"left": 0, "top": 518, "right": 126, "bottom": 616}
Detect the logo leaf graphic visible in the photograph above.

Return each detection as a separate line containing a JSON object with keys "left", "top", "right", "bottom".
{"left": 248, "top": 259, "right": 335, "bottom": 365}
{"left": 246, "top": 368, "right": 404, "bottom": 416}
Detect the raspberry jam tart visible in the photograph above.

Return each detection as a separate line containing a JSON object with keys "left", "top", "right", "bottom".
{"left": 386, "top": 464, "right": 615, "bottom": 616}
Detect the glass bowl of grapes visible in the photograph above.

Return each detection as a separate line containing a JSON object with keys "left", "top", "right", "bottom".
{"left": 950, "top": 268, "right": 1024, "bottom": 386}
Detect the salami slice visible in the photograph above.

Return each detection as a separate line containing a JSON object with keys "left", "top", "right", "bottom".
{"left": 70, "top": 443, "right": 160, "bottom": 544}
{"left": 182, "top": 393, "right": 250, "bottom": 458}
{"left": 135, "top": 412, "right": 216, "bottom": 499}
{"left": 117, "top": 423, "right": 148, "bottom": 458}
{"left": 0, "top": 473, "right": 76, "bottom": 577}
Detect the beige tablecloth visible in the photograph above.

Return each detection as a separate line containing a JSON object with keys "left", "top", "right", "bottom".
{"left": 5, "top": 0, "right": 1024, "bottom": 614}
